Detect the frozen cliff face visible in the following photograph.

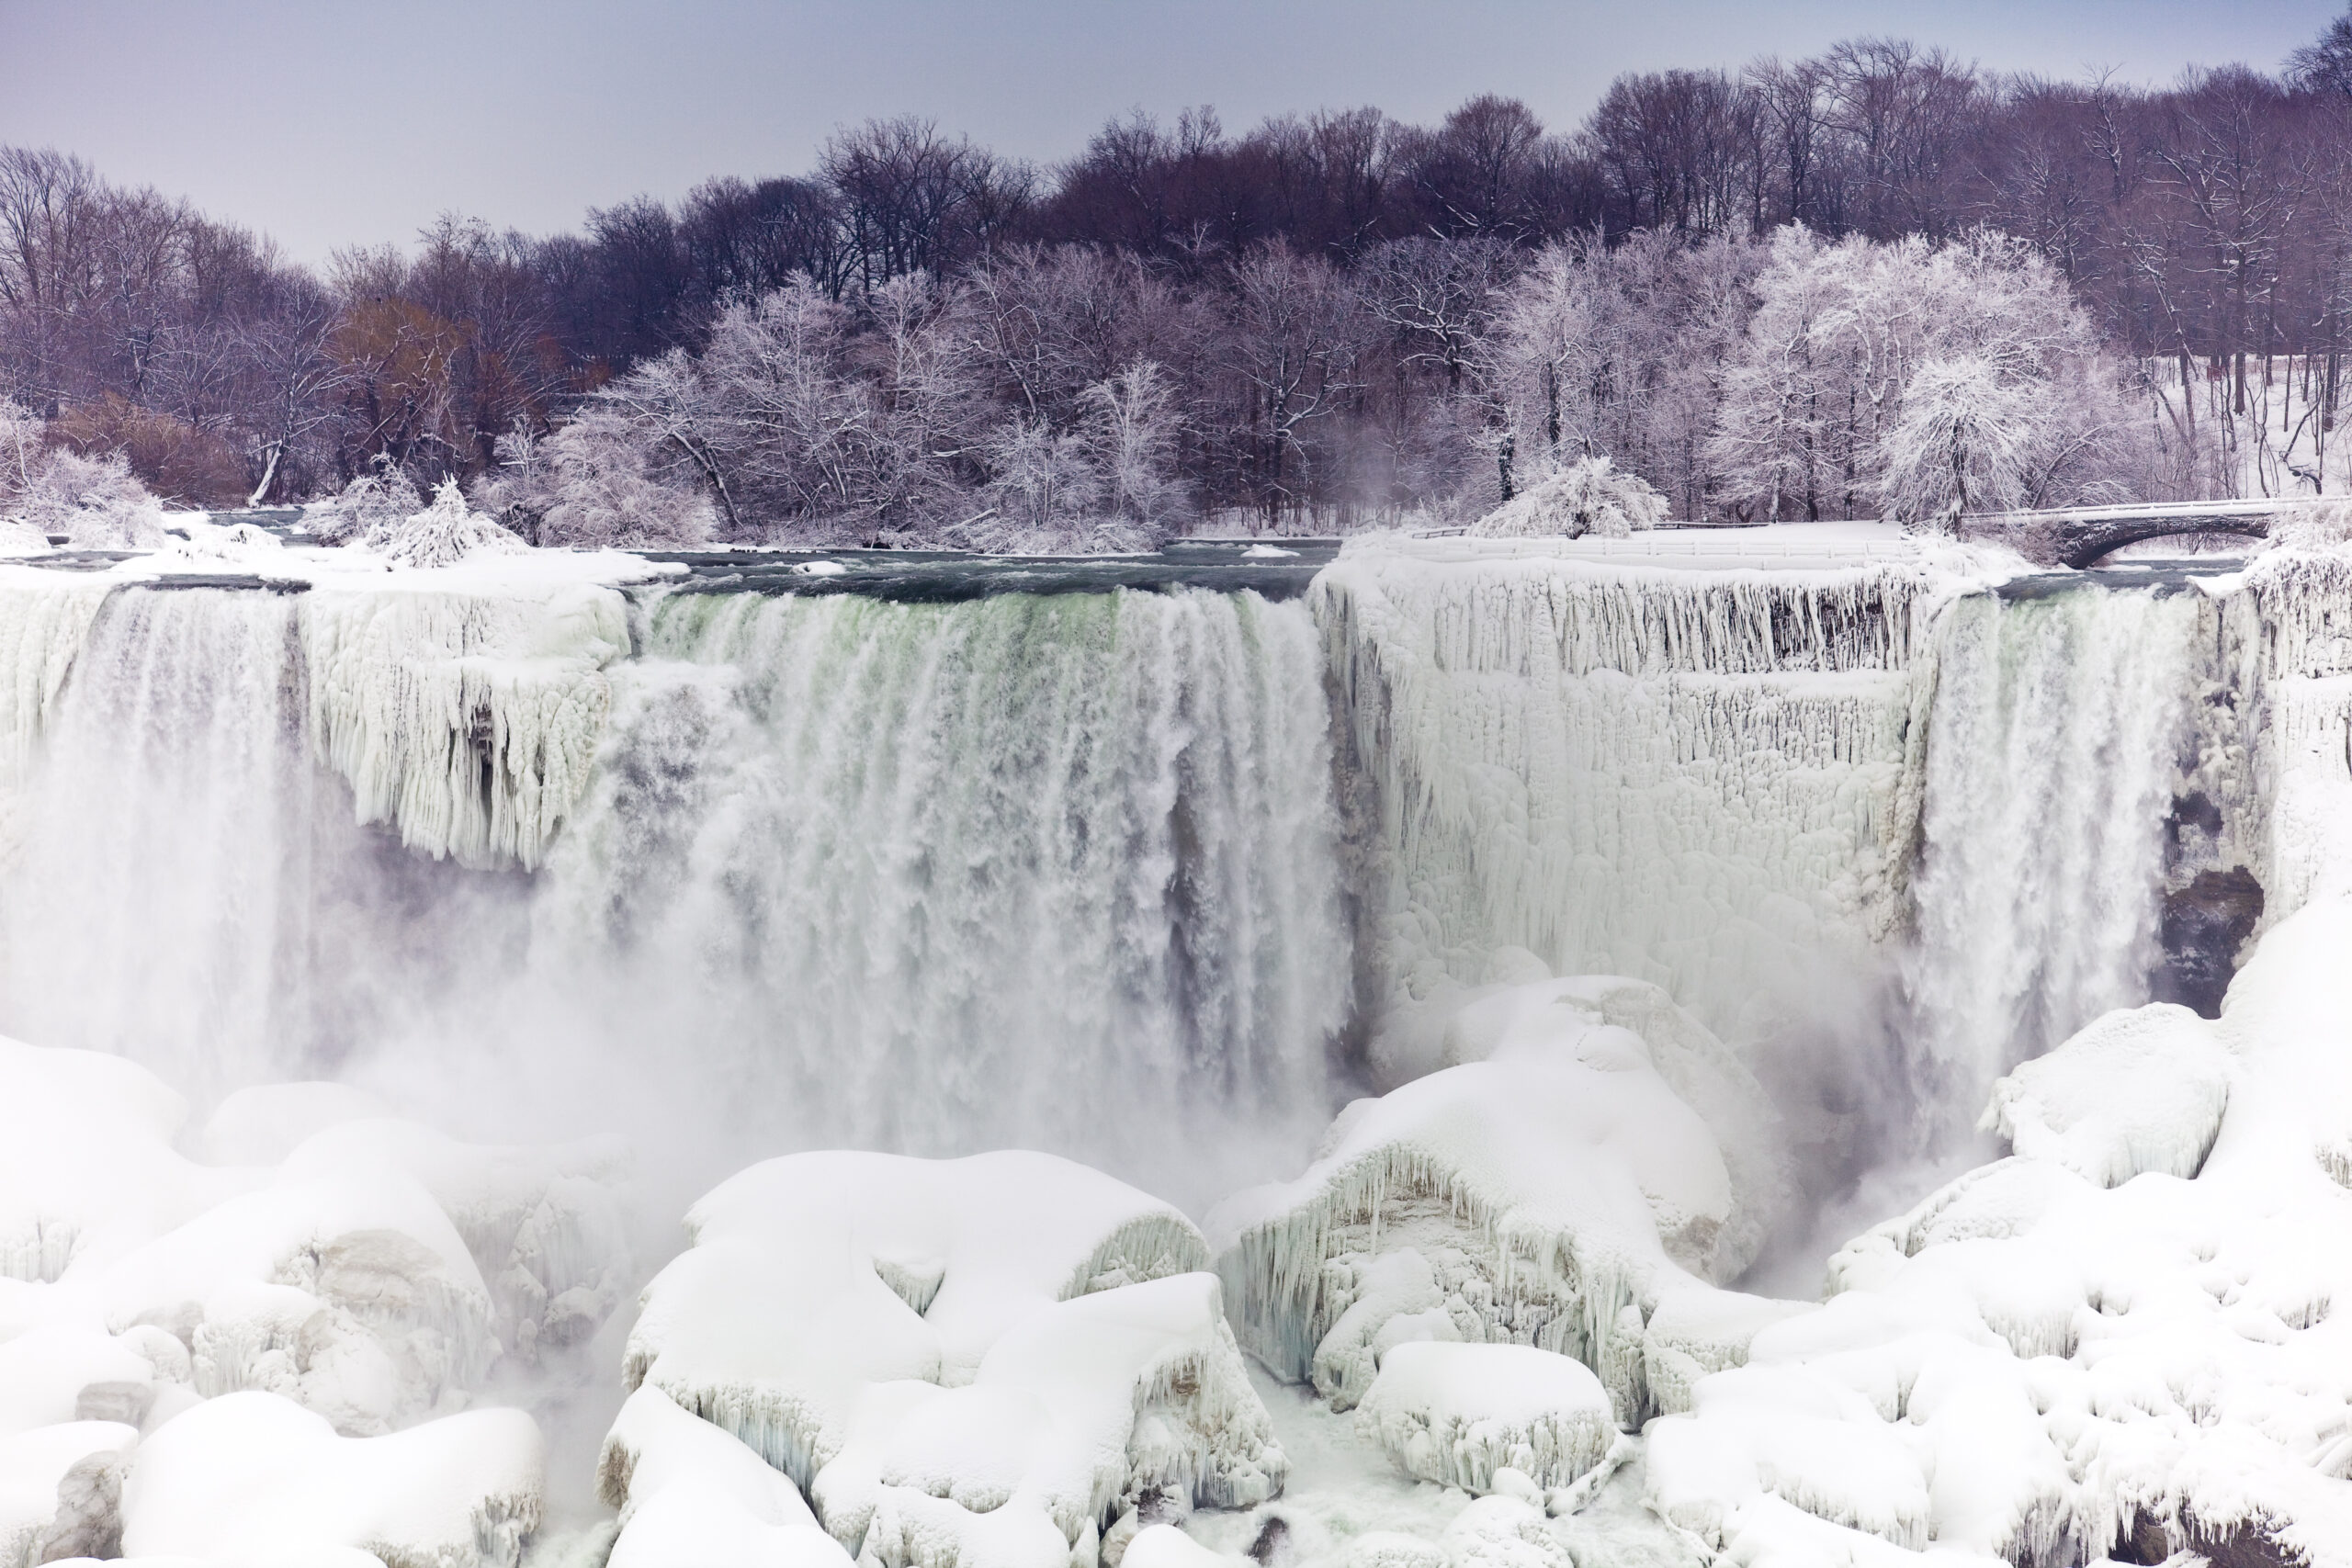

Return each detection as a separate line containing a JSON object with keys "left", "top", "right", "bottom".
{"left": 1313, "top": 536, "right": 1928, "bottom": 1047}
{"left": 1210, "top": 973, "right": 1787, "bottom": 1430}
{"left": 620, "top": 1150, "right": 1287, "bottom": 1568}
{"left": 1644, "top": 896, "right": 2352, "bottom": 1567}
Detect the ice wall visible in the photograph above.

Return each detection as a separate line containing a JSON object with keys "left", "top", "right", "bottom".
{"left": 1313, "top": 536, "right": 1930, "bottom": 1051}
{"left": 0, "top": 578, "right": 1348, "bottom": 1199}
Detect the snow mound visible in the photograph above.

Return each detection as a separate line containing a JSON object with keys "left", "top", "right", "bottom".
{"left": 623, "top": 1150, "right": 1284, "bottom": 1568}
{"left": 1211, "top": 976, "right": 1783, "bottom": 1424}
{"left": 1644, "top": 896, "right": 2352, "bottom": 1566}
{"left": 1980, "top": 1002, "right": 2234, "bottom": 1187}
{"left": 368, "top": 480, "right": 527, "bottom": 570}
{"left": 118, "top": 1391, "right": 540, "bottom": 1568}
{"left": 154, "top": 519, "right": 288, "bottom": 566}
{"left": 1467, "top": 458, "right": 1665, "bottom": 540}
{"left": 1355, "top": 1343, "right": 1611, "bottom": 1494}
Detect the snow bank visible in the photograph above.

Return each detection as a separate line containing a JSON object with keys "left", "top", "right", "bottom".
{"left": 1211, "top": 975, "right": 1785, "bottom": 1427}
{"left": 118, "top": 1391, "right": 540, "bottom": 1568}
{"left": 1643, "top": 895, "right": 2352, "bottom": 1566}
{"left": 1354, "top": 1343, "right": 1611, "bottom": 1494}
{"left": 621, "top": 1150, "right": 1286, "bottom": 1568}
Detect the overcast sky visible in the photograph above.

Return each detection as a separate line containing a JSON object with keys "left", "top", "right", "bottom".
{"left": 0, "top": 0, "right": 2339, "bottom": 265}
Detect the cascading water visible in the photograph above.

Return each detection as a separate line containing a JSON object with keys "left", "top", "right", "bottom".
{"left": 525, "top": 587, "right": 1351, "bottom": 1191}
{"left": 1904, "top": 584, "right": 2199, "bottom": 1135}
{"left": 0, "top": 579, "right": 1349, "bottom": 1205}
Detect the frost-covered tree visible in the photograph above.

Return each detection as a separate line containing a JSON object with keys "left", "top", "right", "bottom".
{"left": 1709, "top": 225, "right": 2125, "bottom": 523}
{"left": 5, "top": 447, "right": 166, "bottom": 548}
{"left": 1486, "top": 231, "right": 1758, "bottom": 520}
{"left": 0, "top": 400, "right": 43, "bottom": 503}
{"left": 310, "top": 456, "right": 424, "bottom": 546}
{"left": 473, "top": 413, "right": 717, "bottom": 549}
{"left": 1470, "top": 455, "right": 1667, "bottom": 537}
{"left": 1080, "top": 361, "right": 1184, "bottom": 525}
{"left": 1875, "top": 355, "right": 2042, "bottom": 526}
{"left": 371, "top": 478, "right": 526, "bottom": 567}
{"left": 973, "top": 418, "right": 1105, "bottom": 544}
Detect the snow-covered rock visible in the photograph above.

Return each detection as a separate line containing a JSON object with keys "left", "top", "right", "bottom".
{"left": 1211, "top": 976, "right": 1784, "bottom": 1425}
{"left": 117, "top": 1391, "right": 540, "bottom": 1568}
{"left": 597, "top": 1384, "right": 850, "bottom": 1568}
{"left": 1354, "top": 1344, "right": 1612, "bottom": 1494}
{"left": 622, "top": 1151, "right": 1285, "bottom": 1568}
{"left": 1643, "top": 896, "right": 2352, "bottom": 1566}
{"left": 0, "top": 1419, "right": 137, "bottom": 1562}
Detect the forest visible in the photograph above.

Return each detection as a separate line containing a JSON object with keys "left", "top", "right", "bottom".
{"left": 8, "top": 17, "right": 2352, "bottom": 547}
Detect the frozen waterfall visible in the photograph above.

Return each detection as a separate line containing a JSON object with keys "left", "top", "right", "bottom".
{"left": 0, "top": 576, "right": 1349, "bottom": 1203}
{"left": 0, "top": 542, "right": 2306, "bottom": 1196}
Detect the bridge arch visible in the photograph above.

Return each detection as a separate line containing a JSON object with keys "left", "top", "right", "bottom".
{"left": 2060, "top": 515, "right": 2272, "bottom": 568}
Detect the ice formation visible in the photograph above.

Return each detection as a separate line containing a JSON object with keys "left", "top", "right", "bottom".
{"left": 1643, "top": 897, "right": 2352, "bottom": 1566}
{"left": 1212, "top": 971, "right": 1785, "bottom": 1434}
{"left": 1314, "top": 536, "right": 1929, "bottom": 1041}
{"left": 620, "top": 1151, "right": 1287, "bottom": 1568}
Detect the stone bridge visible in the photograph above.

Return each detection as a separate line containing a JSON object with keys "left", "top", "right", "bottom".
{"left": 1957, "top": 499, "right": 2310, "bottom": 567}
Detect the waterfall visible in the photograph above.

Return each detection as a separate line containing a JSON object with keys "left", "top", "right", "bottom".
{"left": 0, "top": 581, "right": 1348, "bottom": 1204}
{"left": 1904, "top": 584, "right": 2199, "bottom": 1138}
{"left": 526, "top": 587, "right": 1351, "bottom": 1191}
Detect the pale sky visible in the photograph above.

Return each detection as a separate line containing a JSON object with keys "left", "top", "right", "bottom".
{"left": 0, "top": 0, "right": 2338, "bottom": 265}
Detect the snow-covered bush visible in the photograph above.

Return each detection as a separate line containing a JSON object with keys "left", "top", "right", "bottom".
{"left": 371, "top": 478, "right": 526, "bottom": 568}
{"left": 1469, "top": 456, "right": 1667, "bottom": 538}
{"left": 308, "top": 456, "right": 421, "bottom": 546}
{"left": 473, "top": 414, "right": 717, "bottom": 550}
{"left": 0, "top": 400, "right": 41, "bottom": 503}
{"left": 4, "top": 447, "right": 165, "bottom": 548}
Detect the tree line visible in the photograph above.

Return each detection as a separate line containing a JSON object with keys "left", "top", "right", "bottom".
{"left": 7, "top": 16, "right": 2352, "bottom": 542}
